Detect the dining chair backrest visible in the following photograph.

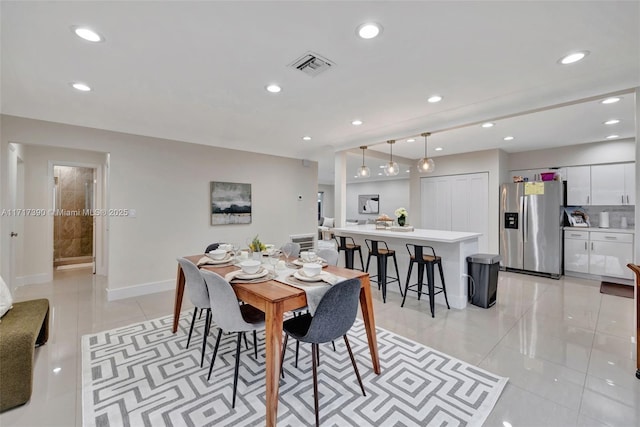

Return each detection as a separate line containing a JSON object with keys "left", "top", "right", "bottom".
{"left": 281, "top": 242, "right": 301, "bottom": 258}
{"left": 298, "top": 278, "right": 361, "bottom": 344}
{"left": 204, "top": 242, "right": 221, "bottom": 253}
{"left": 177, "top": 258, "right": 209, "bottom": 309}
{"left": 316, "top": 248, "right": 339, "bottom": 266}
{"left": 200, "top": 269, "right": 252, "bottom": 332}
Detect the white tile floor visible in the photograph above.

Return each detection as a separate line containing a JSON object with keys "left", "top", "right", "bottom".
{"left": 1, "top": 268, "right": 638, "bottom": 426}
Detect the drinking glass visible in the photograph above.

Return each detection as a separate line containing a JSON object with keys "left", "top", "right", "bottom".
{"left": 307, "top": 250, "right": 318, "bottom": 263}
{"left": 231, "top": 243, "right": 240, "bottom": 264}
{"left": 282, "top": 244, "right": 293, "bottom": 261}
{"left": 268, "top": 250, "right": 281, "bottom": 272}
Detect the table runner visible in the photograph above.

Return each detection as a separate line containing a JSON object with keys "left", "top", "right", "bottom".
{"left": 273, "top": 267, "right": 345, "bottom": 314}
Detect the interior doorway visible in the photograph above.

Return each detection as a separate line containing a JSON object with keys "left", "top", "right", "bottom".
{"left": 53, "top": 165, "right": 96, "bottom": 271}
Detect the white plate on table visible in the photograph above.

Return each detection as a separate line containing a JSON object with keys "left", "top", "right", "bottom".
{"left": 205, "top": 253, "right": 233, "bottom": 264}
{"left": 235, "top": 268, "right": 269, "bottom": 280}
{"left": 293, "top": 270, "right": 325, "bottom": 282}
{"left": 292, "top": 259, "right": 327, "bottom": 267}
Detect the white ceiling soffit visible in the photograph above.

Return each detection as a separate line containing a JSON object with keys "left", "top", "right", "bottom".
{"left": 1, "top": 1, "right": 638, "bottom": 176}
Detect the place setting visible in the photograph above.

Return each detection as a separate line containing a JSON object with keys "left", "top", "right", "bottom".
{"left": 285, "top": 262, "right": 340, "bottom": 287}
{"left": 224, "top": 259, "right": 275, "bottom": 284}
{"left": 196, "top": 244, "right": 237, "bottom": 267}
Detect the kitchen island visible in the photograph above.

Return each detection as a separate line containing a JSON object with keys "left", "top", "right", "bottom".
{"left": 333, "top": 224, "right": 481, "bottom": 309}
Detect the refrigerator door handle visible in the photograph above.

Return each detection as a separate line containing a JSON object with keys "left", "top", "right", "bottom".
{"left": 522, "top": 196, "right": 528, "bottom": 243}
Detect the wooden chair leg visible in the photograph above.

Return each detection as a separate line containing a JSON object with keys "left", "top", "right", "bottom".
{"left": 207, "top": 329, "right": 223, "bottom": 380}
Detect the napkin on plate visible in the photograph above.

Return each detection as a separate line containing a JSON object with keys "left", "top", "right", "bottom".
{"left": 197, "top": 256, "right": 217, "bottom": 266}
{"left": 296, "top": 270, "right": 339, "bottom": 285}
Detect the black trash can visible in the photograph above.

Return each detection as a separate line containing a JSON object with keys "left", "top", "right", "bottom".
{"left": 466, "top": 254, "right": 501, "bottom": 308}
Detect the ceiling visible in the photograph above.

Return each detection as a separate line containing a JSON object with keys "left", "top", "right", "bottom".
{"left": 1, "top": 1, "right": 638, "bottom": 184}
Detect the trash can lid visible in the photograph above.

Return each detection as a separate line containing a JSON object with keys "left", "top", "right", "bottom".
{"left": 466, "top": 253, "right": 502, "bottom": 264}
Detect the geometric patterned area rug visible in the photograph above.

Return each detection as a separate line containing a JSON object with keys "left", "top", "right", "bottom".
{"left": 82, "top": 314, "right": 508, "bottom": 426}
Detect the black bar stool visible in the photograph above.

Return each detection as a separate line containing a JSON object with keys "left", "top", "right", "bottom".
{"left": 401, "top": 244, "right": 450, "bottom": 317}
{"left": 333, "top": 236, "right": 364, "bottom": 271}
{"left": 364, "top": 239, "right": 402, "bottom": 303}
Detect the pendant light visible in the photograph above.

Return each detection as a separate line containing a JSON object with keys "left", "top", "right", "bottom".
{"left": 383, "top": 140, "right": 399, "bottom": 176}
{"left": 417, "top": 132, "right": 435, "bottom": 173}
{"left": 358, "top": 146, "right": 371, "bottom": 178}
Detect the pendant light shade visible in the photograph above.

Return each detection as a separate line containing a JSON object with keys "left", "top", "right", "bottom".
{"left": 417, "top": 132, "right": 435, "bottom": 173}
{"left": 383, "top": 140, "right": 399, "bottom": 176}
{"left": 358, "top": 146, "right": 371, "bottom": 178}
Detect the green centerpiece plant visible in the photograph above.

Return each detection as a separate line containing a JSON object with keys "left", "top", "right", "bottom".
{"left": 249, "top": 235, "right": 266, "bottom": 252}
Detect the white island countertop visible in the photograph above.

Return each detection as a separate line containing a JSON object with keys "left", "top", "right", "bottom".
{"left": 333, "top": 224, "right": 481, "bottom": 243}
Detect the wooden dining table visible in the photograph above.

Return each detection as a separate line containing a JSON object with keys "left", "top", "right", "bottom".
{"left": 173, "top": 255, "right": 381, "bottom": 427}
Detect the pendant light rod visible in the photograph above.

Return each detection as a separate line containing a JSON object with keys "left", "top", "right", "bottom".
{"left": 421, "top": 132, "right": 431, "bottom": 157}
{"left": 387, "top": 139, "right": 395, "bottom": 162}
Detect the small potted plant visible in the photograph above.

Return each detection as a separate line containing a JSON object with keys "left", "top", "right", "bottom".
{"left": 395, "top": 207, "right": 408, "bottom": 227}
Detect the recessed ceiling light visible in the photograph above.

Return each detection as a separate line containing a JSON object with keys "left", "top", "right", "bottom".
{"left": 604, "top": 119, "right": 620, "bottom": 125}
{"left": 351, "top": 119, "right": 363, "bottom": 126}
{"left": 379, "top": 165, "right": 385, "bottom": 169}
{"left": 302, "top": 136, "right": 312, "bottom": 141}
{"left": 559, "top": 50, "right": 589, "bottom": 65}
{"left": 406, "top": 138, "right": 415, "bottom": 143}
{"left": 481, "top": 122, "right": 495, "bottom": 128}
{"left": 405, "top": 169, "right": 410, "bottom": 173}
{"left": 71, "top": 82, "right": 91, "bottom": 92}
{"left": 354, "top": 175, "right": 358, "bottom": 178}
{"left": 71, "top": 26, "right": 104, "bottom": 42}
{"left": 356, "top": 23, "right": 382, "bottom": 39}
{"left": 427, "top": 95, "right": 443, "bottom": 103}
{"left": 265, "top": 84, "right": 281, "bottom": 93}
{"left": 601, "top": 97, "right": 621, "bottom": 104}
{"left": 606, "top": 134, "right": 619, "bottom": 139}
{"left": 377, "top": 172, "right": 382, "bottom": 176}
{"left": 435, "top": 147, "right": 443, "bottom": 151}
{"left": 503, "top": 136, "right": 515, "bottom": 141}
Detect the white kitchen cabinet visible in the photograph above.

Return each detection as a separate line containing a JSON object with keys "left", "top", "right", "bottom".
{"left": 566, "top": 166, "right": 591, "bottom": 205}
{"left": 564, "top": 230, "right": 589, "bottom": 274}
{"left": 564, "top": 230, "right": 633, "bottom": 279}
{"left": 589, "top": 231, "right": 633, "bottom": 279}
{"left": 591, "top": 164, "right": 625, "bottom": 205}
{"left": 623, "top": 162, "right": 635, "bottom": 205}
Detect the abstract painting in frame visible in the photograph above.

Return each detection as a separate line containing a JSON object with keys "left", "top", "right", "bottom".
{"left": 210, "top": 181, "right": 252, "bottom": 225}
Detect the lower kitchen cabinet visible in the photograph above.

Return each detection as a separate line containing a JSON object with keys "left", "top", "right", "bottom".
{"left": 564, "top": 230, "right": 633, "bottom": 280}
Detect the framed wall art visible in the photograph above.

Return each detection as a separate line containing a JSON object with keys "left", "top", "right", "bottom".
{"left": 210, "top": 181, "right": 252, "bottom": 225}
{"left": 358, "top": 194, "right": 379, "bottom": 214}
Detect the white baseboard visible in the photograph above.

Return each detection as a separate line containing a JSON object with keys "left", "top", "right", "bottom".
{"left": 106, "top": 279, "right": 175, "bottom": 301}
{"left": 15, "top": 272, "right": 53, "bottom": 287}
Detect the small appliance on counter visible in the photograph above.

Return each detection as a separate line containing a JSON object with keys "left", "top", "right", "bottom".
{"left": 599, "top": 211, "right": 610, "bottom": 228}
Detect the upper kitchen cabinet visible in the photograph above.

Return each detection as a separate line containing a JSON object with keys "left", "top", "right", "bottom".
{"left": 566, "top": 163, "right": 635, "bottom": 206}
{"left": 566, "top": 166, "right": 591, "bottom": 205}
{"left": 591, "top": 163, "right": 635, "bottom": 205}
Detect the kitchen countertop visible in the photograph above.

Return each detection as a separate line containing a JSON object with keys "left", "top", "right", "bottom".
{"left": 564, "top": 227, "right": 635, "bottom": 234}
{"left": 333, "top": 224, "right": 481, "bottom": 243}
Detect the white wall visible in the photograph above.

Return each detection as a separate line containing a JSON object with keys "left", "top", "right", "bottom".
{"left": 346, "top": 179, "right": 410, "bottom": 222}
{"left": 318, "top": 184, "right": 334, "bottom": 218}
{"left": 508, "top": 140, "right": 635, "bottom": 170}
{"left": 1, "top": 115, "right": 318, "bottom": 298}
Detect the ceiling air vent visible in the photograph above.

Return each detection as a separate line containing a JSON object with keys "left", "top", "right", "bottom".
{"left": 288, "top": 51, "right": 335, "bottom": 77}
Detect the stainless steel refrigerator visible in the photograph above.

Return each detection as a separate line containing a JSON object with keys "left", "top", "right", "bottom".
{"left": 499, "top": 181, "right": 563, "bottom": 278}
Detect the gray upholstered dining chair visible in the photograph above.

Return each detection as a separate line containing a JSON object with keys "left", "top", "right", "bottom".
{"left": 200, "top": 270, "right": 266, "bottom": 408}
{"left": 279, "top": 278, "right": 366, "bottom": 427}
{"left": 316, "top": 248, "right": 339, "bottom": 266}
{"left": 176, "top": 258, "right": 212, "bottom": 368}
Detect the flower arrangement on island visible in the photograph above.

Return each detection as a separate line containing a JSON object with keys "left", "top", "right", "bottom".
{"left": 395, "top": 207, "right": 408, "bottom": 226}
